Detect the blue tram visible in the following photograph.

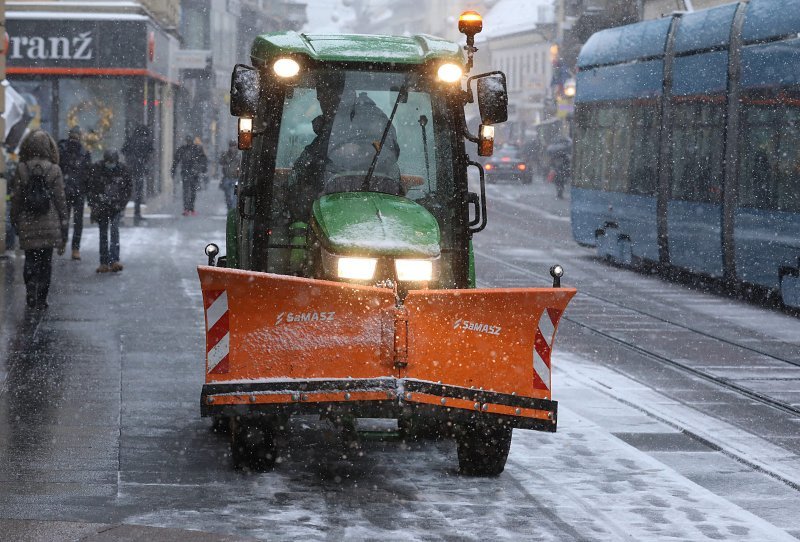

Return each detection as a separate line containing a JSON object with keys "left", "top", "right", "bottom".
{"left": 572, "top": 0, "right": 800, "bottom": 308}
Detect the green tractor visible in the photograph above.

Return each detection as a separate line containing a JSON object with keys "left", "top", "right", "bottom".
{"left": 199, "top": 12, "right": 575, "bottom": 476}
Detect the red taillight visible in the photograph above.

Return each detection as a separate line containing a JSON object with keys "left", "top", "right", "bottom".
{"left": 501, "top": 156, "right": 511, "bottom": 162}
{"left": 517, "top": 164, "right": 526, "bottom": 171}
{"left": 485, "top": 163, "right": 493, "bottom": 170}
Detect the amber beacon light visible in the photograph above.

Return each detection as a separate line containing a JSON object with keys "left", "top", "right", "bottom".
{"left": 458, "top": 11, "right": 483, "bottom": 72}
{"left": 458, "top": 10, "right": 483, "bottom": 36}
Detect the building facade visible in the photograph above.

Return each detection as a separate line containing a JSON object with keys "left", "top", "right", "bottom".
{"left": 6, "top": 0, "right": 180, "bottom": 198}
{"left": 176, "top": 0, "right": 306, "bottom": 174}
{"left": 479, "top": 0, "right": 556, "bottom": 141}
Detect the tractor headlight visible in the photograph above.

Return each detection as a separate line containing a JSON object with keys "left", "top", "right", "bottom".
{"left": 437, "top": 63, "right": 463, "bottom": 83}
{"left": 395, "top": 259, "right": 434, "bottom": 282}
{"left": 273, "top": 57, "right": 300, "bottom": 78}
{"left": 337, "top": 257, "right": 378, "bottom": 280}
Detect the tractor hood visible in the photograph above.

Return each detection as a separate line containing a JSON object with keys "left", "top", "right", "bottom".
{"left": 311, "top": 192, "right": 440, "bottom": 259}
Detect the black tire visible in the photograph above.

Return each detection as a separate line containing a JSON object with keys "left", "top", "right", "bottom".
{"left": 230, "top": 417, "right": 278, "bottom": 471}
{"left": 398, "top": 414, "right": 450, "bottom": 440}
{"left": 211, "top": 415, "right": 230, "bottom": 435}
{"left": 456, "top": 423, "right": 513, "bottom": 476}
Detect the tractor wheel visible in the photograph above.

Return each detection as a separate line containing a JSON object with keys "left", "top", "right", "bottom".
{"left": 398, "top": 415, "right": 450, "bottom": 440}
{"left": 230, "top": 417, "right": 278, "bottom": 471}
{"left": 456, "top": 423, "right": 513, "bottom": 476}
{"left": 211, "top": 415, "right": 230, "bottom": 435}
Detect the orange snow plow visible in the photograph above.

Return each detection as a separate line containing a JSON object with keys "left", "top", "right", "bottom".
{"left": 199, "top": 266, "right": 575, "bottom": 432}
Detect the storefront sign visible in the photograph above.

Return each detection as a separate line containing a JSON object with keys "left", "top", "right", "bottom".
{"left": 6, "top": 18, "right": 146, "bottom": 69}
{"left": 8, "top": 31, "right": 95, "bottom": 61}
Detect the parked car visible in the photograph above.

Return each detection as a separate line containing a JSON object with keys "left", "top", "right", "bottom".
{"left": 484, "top": 144, "right": 532, "bottom": 184}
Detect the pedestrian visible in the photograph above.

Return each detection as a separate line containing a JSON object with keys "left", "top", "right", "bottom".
{"left": 10, "top": 129, "right": 68, "bottom": 310}
{"left": 121, "top": 124, "right": 154, "bottom": 225}
{"left": 218, "top": 139, "right": 241, "bottom": 212}
{"left": 546, "top": 137, "right": 572, "bottom": 200}
{"left": 4, "top": 152, "right": 19, "bottom": 253}
{"left": 87, "top": 150, "right": 132, "bottom": 273}
{"left": 172, "top": 136, "right": 207, "bottom": 216}
{"left": 57, "top": 125, "right": 91, "bottom": 260}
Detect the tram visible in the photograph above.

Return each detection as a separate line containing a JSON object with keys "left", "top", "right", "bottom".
{"left": 571, "top": 0, "right": 800, "bottom": 308}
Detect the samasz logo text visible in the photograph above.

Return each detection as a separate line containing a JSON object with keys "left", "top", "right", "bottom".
{"left": 453, "top": 318, "right": 501, "bottom": 336}
{"left": 275, "top": 311, "right": 336, "bottom": 325}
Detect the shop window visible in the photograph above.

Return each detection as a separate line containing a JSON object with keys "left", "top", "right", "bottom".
{"left": 58, "top": 78, "right": 132, "bottom": 159}
{"left": 9, "top": 80, "right": 55, "bottom": 137}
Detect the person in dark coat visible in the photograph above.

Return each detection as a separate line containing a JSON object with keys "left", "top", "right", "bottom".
{"left": 87, "top": 150, "right": 132, "bottom": 273}
{"left": 172, "top": 136, "right": 207, "bottom": 216}
{"left": 57, "top": 125, "right": 91, "bottom": 260}
{"left": 121, "top": 124, "right": 154, "bottom": 225}
{"left": 218, "top": 139, "right": 241, "bottom": 211}
{"left": 547, "top": 137, "right": 572, "bottom": 200}
{"left": 4, "top": 153, "right": 19, "bottom": 252}
{"left": 10, "top": 129, "right": 68, "bottom": 310}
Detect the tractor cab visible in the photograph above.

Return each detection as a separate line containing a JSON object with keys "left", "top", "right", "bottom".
{"left": 226, "top": 25, "right": 506, "bottom": 292}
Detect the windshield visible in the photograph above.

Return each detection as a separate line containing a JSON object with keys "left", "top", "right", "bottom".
{"left": 274, "top": 69, "right": 454, "bottom": 208}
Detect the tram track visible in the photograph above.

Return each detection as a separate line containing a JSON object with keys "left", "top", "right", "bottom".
{"left": 476, "top": 249, "right": 800, "bottom": 417}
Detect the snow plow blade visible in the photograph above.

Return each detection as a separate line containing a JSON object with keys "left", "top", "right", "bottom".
{"left": 198, "top": 266, "right": 576, "bottom": 431}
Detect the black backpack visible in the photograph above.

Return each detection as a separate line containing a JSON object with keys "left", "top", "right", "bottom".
{"left": 23, "top": 163, "right": 52, "bottom": 215}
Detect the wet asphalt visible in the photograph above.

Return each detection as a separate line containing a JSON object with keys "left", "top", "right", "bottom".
{"left": 0, "top": 188, "right": 241, "bottom": 539}
{"left": 0, "top": 179, "right": 798, "bottom": 540}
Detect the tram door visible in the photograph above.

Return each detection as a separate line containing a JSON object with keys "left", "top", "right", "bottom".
{"left": 666, "top": 100, "right": 725, "bottom": 277}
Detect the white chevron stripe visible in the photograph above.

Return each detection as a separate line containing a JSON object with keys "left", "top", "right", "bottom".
{"left": 206, "top": 291, "right": 228, "bottom": 330}
{"left": 533, "top": 349, "right": 551, "bottom": 389}
{"left": 539, "top": 309, "right": 555, "bottom": 346}
{"left": 207, "top": 332, "right": 230, "bottom": 372}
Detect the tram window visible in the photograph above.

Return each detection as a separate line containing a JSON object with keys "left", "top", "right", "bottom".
{"left": 608, "top": 108, "right": 631, "bottom": 192}
{"left": 628, "top": 105, "right": 658, "bottom": 196}
{"left": 574, "top": 104, "right": 658, "bottom": 194}
{"left": 671, "top": 102, "right": 723, "bottom": 204}
{"left": 776, "top": 106, "right": 800, "bottom": 213}
{"left": 574, "top": 106, "right": 602, "bottom": 189}
{"left": 737, "top": 102, "right": 799, "bottom": 212}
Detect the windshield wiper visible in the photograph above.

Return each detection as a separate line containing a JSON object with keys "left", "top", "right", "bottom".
{"left": 361, "top": 79, "right": 408, "bottom": 192}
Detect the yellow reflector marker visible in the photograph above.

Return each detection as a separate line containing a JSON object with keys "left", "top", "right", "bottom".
{"left": 337, "top": 257, "right": 377, "bottom": 280}
{"left": 396, "top": 259, "right": 433, "bottom": 281}
{"left": 273, "top": 58, "right": 300, "bottom": 78}
{"left": 437, "top": 63, "right": 463, "bottom": 83}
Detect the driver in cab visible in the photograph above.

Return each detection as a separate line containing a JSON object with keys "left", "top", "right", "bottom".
{"left": 291, "top": 76, "right": 402, "bottom": 219}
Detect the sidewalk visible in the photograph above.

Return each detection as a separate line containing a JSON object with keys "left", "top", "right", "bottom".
{"left": 0, "top": 187, "right": 239, "bottom": 541}
{"left": 0, "top": 519, "right": 256, "bottom": 541}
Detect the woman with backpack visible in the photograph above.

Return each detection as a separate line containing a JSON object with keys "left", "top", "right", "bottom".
{"left": 10, "top": 129, "right": 68, "bottom": 310}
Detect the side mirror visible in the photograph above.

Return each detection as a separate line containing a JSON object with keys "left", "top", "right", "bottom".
{"left": 230, "top": 64, "right": 259, "bottom": 118}
{"left": 469, "top": 71, "right": 508, "bottom": 125}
